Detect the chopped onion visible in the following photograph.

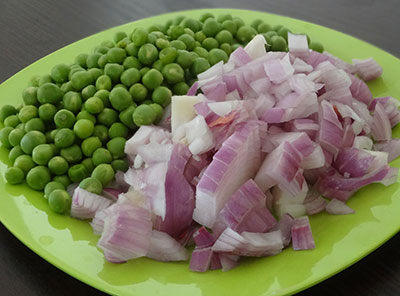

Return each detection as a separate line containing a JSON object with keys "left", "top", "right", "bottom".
{"left": 291, "top": 216, "right": 315, "bottom": 250}
{"left": 71, "top": 187, "right": 113, "bottom": 220}
{"left": 326, "top": 199, "right": 355, "bottom": 215}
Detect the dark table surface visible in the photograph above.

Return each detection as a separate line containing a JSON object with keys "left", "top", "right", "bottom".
{"left": 1, "top": 0, "right": 400, "bottom": 295}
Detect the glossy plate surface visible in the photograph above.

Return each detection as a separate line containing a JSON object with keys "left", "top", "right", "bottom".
{"left": 1, "top": 8, "right": 400, "bottom": 296}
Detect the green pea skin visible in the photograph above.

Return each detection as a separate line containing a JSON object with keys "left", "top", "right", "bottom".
{"left": 170, "top": 40, "right": 186, "bottom": 50}
{"left": 138, "top": 43, "right": 158, "bottom": 66}
{"left": 191, "top": 57, "right": 210, "bottom": 76}
{"left": 162, "top": 63, "right": 184, "bottom": 84}
{"left": 97, "top": 108, "right": 118, "bottom": 127}
{"left": 85, "top": 97, "right": 104, "bottom": 114}
{"left": 75, "top": 53, "right": 88, "bottom": 68}
{"left": 54, "top": 128, "right": 75, "bottom": 148}
{"left": 4, "top": 115, "right": 21, "bottom": 128}
{"left": 22, "top": 86, "right": 39, "bottom": 106}
{"left": 93, "top": 125, "right": 109, "bottom": 144}
{"left": 270, "top": 36, "right": 287, "bottom": 51}
{"left": 208, "top": 48, "right": 229, "bottom": 65}
{"left": 94, "top": 90, "right": 111, "bottom": 108}
{"left": 81, "top": 85, "right": 97, "bottom": 100}
{"left": 38, "top": 74, "right": 53, "bottom": 86}
{"left": 9, "top": 146, "right": 24, "bottom": 164}
{"left": 104, "top": 63, "right": 124, "bottom": 84}
{"left": 8, "top": 129, "right": 25, "bottom": 147}
{"left": 44, "top": 181, "right": 65, "bottom": 199}
{"left": 107, "top": 47, "right": 127, "bottom": 64}
{"left": 202, "top": 18, "right": 222, "bottom": 37}
{"left": 28, "top": 75, "right": 41, "bottom": 87}
{"left": 51, "top": 64, "right": 70, "bottom": 83}
{"left": 14, "top": 154, "right": 35, "bottom": 174}
{"left": 32, "top": 144, "right": 54, "bottom": 165}
{"left": 48, "top": 156, "right": 69, "bottom": 175}
{"left": 131, "top": 28, "right": 148, "bottom": 46}
{"left": 60, "top": 81, "right": 74, "bottom": 94}
{"left": 68, "top": 164, "right": 89, "bottom": 183}
{"left": 79, "top": 177, "right": 103, "bottom": 195}
{"left": 108, "top": 122, "right": 128, "bottom": 139}
{"left": 18, "top": 105, "right": 38, "bottom": 123}
{"left": 111, "top": 159, "right": 129, "bottom": 172}
{"left": 119, "top": 105, "right": 136, "bottom": 129}
{"left": 142, "top": 69, "right": 163, "bottom": 90}
{"left": 95, "top": 75, "right": 112, "bottom": 91}
{"left": 20, "top": 130, "right": 46, "bottom": 154}
{"left": 52, "top": 175, "right": 71, "bottom": 188}
{"left": 91, "top": 163, "right": 114, "bottom": 186}
{"left": 222, "top": 20, "right": 237, "bottom": 35}
{"left": 177, "top": 34, "right": 196, "bottom": 51}
{"left": 120, "top": 68, "right": 141, "bottom": 87}
{"left": 81, "top": 137, "right": 102, "bottom": 157}
{"left": 81, "top": 158, "right": 95, "bottom": 174}
{"left": 149, "top": 103, "right": 163, "bottom": 123}
{"left": 88, "top": 68, "right": 103, "bottom": 81}
{"left": 159, "top": 47, "right": 178, "bottom": 65}
{"left": 0, "top": 105, "right": 17, "bottom": 122}
{"left": 123, "top": 56, "right": 142, "bottom": 69}
{"left": 172, "top": 82, "right": 189, "bottom": 95}
{"left": 129, "top": 83, "right": 148, "bottom": 103}
{"left": 152, "top": 86, "right": 172, "bottom": 107}
{"left": 48, "top": 189, "right": 71, "bottom": 214}
{"left": 38, "top": 104, "right": 57, "bottom": 122}
{"left": 109, "top": 87, "right": 133, "bottom": 111}
{"left": 63, "top": 91, "right": 82, "bottom": 114}
{"left": 132, "top": 105, "right": 156, "bottom": 126}
{"left": 73, "top": 119, "right": 95, "bottom": 139}
{"left": 60, "top": 144, "right": 82, "bottom": 164}
{"left": 54, "top": 109, "right": 76, "bottom": 128}
{"left": 76, "top": 110, "right": 96, "bottom": 124}
{"left": 70, "top": 71, "right": 94, "bottom": 91}
{"left": 125, "top": 43, "right": 139, "bottom": 57}
{"left": 4, "top": 167, "right": 24, "bottom": 185}
{"left": 92, "top": 148, "right": 113, "bottom": 166}
{"left": 236, "top": 26, "right": 258, "bottom": 43}
{"left": 202, "top": 37, "right": 219, "bottom": 51}
{"left": 26, "top": 166, "right": 51, "bottom": 191}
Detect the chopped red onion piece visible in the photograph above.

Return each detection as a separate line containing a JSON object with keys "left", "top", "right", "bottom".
{"left": 291, "top": 216, "right": 315, "bottom": 250}
{"left": 189, "top": 247, "right": 213, "bottom": 272}
{"left": 371, "top": 103, "right": 392, "bottom": 141}
{"left": 147, "top": 230, "right": 189, "bottom": 262}
{"left": 349, "top": 75, "right": 373, "bottom": 105}
{"left": 288, "top": 33, "right": 309, "bottom": 58}
{"left": 244, "top": 34, "right": 267, "bottom": 60}
{"left": 352, "top": 57, "right": 383, "bottom": 81}
{"left": 271, "top": 213, "right": 295, "bottom": 247}
{"left": 374, "top": 139, "right": 400, "bottom": 162}
{"left": 326, "top": 199, "right": 355, "bottom": 215}
{"left": 71, "top": 187, "right": 113, "bottom": 220}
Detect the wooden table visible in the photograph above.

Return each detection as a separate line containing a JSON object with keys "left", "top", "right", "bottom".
{"left": 0, "top": 0, "right": 399, "bottom": 295}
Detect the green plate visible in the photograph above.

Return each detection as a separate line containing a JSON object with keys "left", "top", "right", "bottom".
{"left": 1, "top": 8, "right": 400, "bottom": 296}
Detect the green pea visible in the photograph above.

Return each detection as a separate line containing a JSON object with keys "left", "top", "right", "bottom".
{"left": 52, "top": 175, "right": 71, "bottom": 188}
{"left": 76, "top": 110, "right": 96, "bottom": 124}
{"left": 114, "top": 31, "right": 127, "bottom": 44}
{"left": 138, "top": 43, "right": 158, "bottom": 66}
{"left": 176, "top": 50, "right": 194, "bottom": 69}
{"left": 193, "top": 47, "right": 209, "bottom": 59}
{"left": 202, "top": 37, "right": 219, "bottom": 51}
{"left": 70, "top": 71, "right": 93, "bottom": 91}
{"left": 67, "top": 164, "right": 88, "bottom": 183}
{"left": 177, "top": 34, "right": 195, "bottom": 51}
{"left": 0, "top": 105, "right": 17, "bottom": 122}
{"left": 132, "top": 105, "right": 156, "bottom": 126}
{"left": 236, "top": 26, "right": 258, "bottom": 43}
{"left": 123, "top": 56, "right": 142, "bottom": 70}
{"left": 68, "top": 66, "right": 85, "bottom": 81}
{"left": 79, "top": 177, "right": 103, "bottom": 195}
{"left": 37, "top": 104, "right": 57, "bottom": 122}
{"left": 14, "top": 155, "right": 35, "bottom": 175}
{"left": 104, "top": 63, "right": 124, "bottom": 84}
{"left": 19, "top": 130, "right": 46, "bottom": 154}
{"left": 194, "top": 31, "right": 206, "bottom": 43}
{"left": 88, "top": 68, "right": 103, "bottom": 81}
{"left": 7, "top": 129, "right": 24, "bottom": 147}
{"left": 139, "top": 67, "right": 150, "bottom": 77}
{"left": 36, "top": 83, "right": 63, "bottom": 105}
{"left": 106, "top": 47, "right": 126, "bottom": 64}
{"left": 119, "top": 105, "right": 136, "bottom": 129}
{"left": 5, "top": 167, "right": 24, "bottom": 185}
{"left": 155, "top": 38, "right": 170, "bottom": 50}
{"left": 86, "top": 53, "right": 101, "bottom": 69}
{"left": 62, "top": 91, "right": 82, "bottom": 114}
{"left": 48, "top": 156, "right": 69, "bottom": 175}
{"left": 18, "top": 105, "right": 38, "bottom": 123}
{"left": 38, "top": 74, "right": 53, "bottom": 86}
{"left": 71, "top": 119, "right": 94, "bottom": 140}
{"left": 95, "top": 54, "right": 106, "bottom": 68}
{"left": 217, "top": 13, "right": 232, "bottom": 23}
{"left": 114, "top": 83, "right": 128, "bottom": 90}
{"left": 80, "top": 85, "right": 95, "bottom": 101}
{"left": 159, "top": 47, "right": 178, "bottom": 65}
{"left": 131, "top": 28, "right": 148, "bottom": 46}
{"left": 172, "top": 82, "right": 189, "bottom": 95}
{"left": 107, "top": 122, "right": 127, "bottom": 139}
{"left": 162, "top": 63, "right": 184, "bottom": 84}
{"left": 141, "top": 99, "right": 153, "bottom": 105}
{"left": 92, "top": 148, "right": 112, "bottom": 166}
{"left": 202, "top": 18, "right": 222, "bottom": 37}
{"left": 310, "top": 42, "right": 324, "bottom": 53}
{"left": 222, "top": 20, "right": 237, "bottom": 35}
{"left": 200, "top": 13, "right": 214, "bottom": 23}
{"left": 94, "top": 90, "right": 111, "bottom": 107}
{"left": 270, "top": 36, "right": 288, "bottom": 51}
{"left": 81, "top": 158, "right": 95, "bottom": 173}
{"left": 125, "top": 43, "right": 139, "bottom": 57}
{"left": 152, "top": 86, "right": 172, "bottom": 107}
{"left": 142, "top": 69, "right": 163, "bottom": 90}
{"left": 60, "top": 144, "right": 82, "bottom": 164}
{"left": 91, "top": 163, "right": 114, "bottom": 186}
{"left": 24, "top": 118, "right": 45, "bottom": 133}
{"left": 48, "top": 189, "right": 71, "bottom": 214}
{"left": 95, "top": 75, "right": 112, "bottom": 91}
{"left": 9, "top": 146, "right": 24, "bottom": 164}
{"left": 75, "top": 53, "right": 88, "bottom": 68}
{"left": 120, "top": 68, "right": 141, "bottom": 87}
{"left": 146, "top": 33, "right": 157, "bottom": 45}
{"left": 22, "top": 86, "right": 39, "bottom": 106}
{"left": 26, "top": 166, "right": 51, "bottom": 191}
{"left": 277, "top": 27, "right": 292, "bottom": 41}
{"left": 32, "top": 144, "right": 54, "bottom": 165}
{"left": 60, "top": 81, "right": 74, "bottom": 94}
{"left": 170, "top": 40, "right": 186, "bottom": 50}
{"left": 50, "top": 64, "right": 70, "bottom": 83}
{"left": 85, "top": 97, "right": 104, "bottom": 114}
{"left": 4, "top": 115, "right": 21, "bottom": 128}
{"left": 94, "top": 46, "right": 110, "bottom": 55}
{"left": 100, "top": 39, "right": 115, "bottom": 48}
{"left": 111, "top": 159, "right": 129, "bottom": 172}
{"left": 149, "top": 103, "right": 163, "bottom": 123}
{"left": 108, "top": 87, "right": 133, "bottom": 111}
{"left": 220, "top": 43, "right": 232, "bottom": 55}
{"left": 106, "top": 137, "right": 126, "bottom": 159}
{"left": 81, "top": 136, "right": 102, "bottom": 157}
{"left": 44, "top": 181, "right": 65, "bottom": 199}
{"left": 152, "top": 59, "right": 164, "bottom": 71}
{"left": 191, "top": 57, "right": 210, "bottom": 76}
{"left": 208, "top": 48, "right": 229, "bottom": 65}
{"left": 215, "top": 30, "right": 233, "bottom": 45}
{"left": 182, "top": 18, "right": 201, "bottom": 32}
{"left": 54, "top": 128, "right": 75, "bottom": 148}
{"left": 93, "top": 125, "right": 109, "bottom": 144}
{"left": 257, "top": 23, "right": 272, "bottom": 33}
{"left": 129, "top": 83, "right": 148, "bottom": 103}
{"left": 28, "top": 75, "right": 41, "bottom": 87}
{"left": 54, "top": 109, "right": 75, "bottom": 128}
{"left": 169, "top": 25, "right": 185, "bottom": 39}
{"left": 95, "top": 109, "right": 117, "bottom": 128}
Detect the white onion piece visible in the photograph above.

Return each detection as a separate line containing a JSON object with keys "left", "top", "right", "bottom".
{"left": 326, "top": 199, "right": 355, "bottom": 215}
{"left": 147, "top": 230, "right": 189, "bottom": 261}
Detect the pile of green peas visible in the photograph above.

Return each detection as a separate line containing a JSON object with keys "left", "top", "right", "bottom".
{"left": 0, "top": 13, "right": 325, "bottom": 215}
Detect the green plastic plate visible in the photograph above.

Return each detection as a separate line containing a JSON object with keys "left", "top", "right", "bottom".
{"left": 1, "top": 8, "right": 400, "bottom": 296}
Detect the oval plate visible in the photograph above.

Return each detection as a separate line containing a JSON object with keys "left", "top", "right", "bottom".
{"left": 1, "top": 8, "right": 400, "bottom": 296}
